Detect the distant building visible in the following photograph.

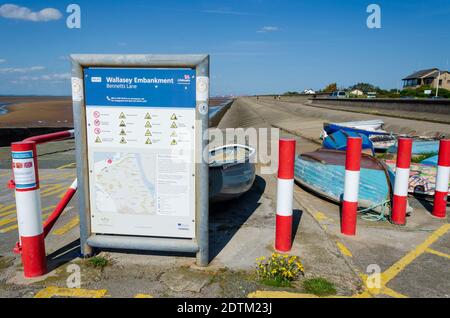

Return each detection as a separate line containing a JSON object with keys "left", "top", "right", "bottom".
{"left": 402, "top": 68, "right": 450, "bottom": 90}
{"left": 303, "top": 89, "right": 316, "bottom": 95}
{"left": 350, "top": 89, "right": 364, "bottom": 96}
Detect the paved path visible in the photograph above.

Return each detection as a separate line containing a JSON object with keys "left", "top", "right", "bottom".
{"left": 0, "top": 97, "right": 449, "bottom": 298}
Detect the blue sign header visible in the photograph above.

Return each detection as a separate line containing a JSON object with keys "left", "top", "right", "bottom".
{"left": 84, "top": 68, "right": 196, "bottom": 108}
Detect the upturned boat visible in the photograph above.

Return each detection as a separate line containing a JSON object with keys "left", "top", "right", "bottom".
{"left": 209, "top": 144, "right": 256, "bottom": 203}
{"left": 294, "top": 149, "right": 394, "bottom": 212}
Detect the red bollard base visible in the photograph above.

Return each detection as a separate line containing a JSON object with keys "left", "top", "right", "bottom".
{"left": 392, "top": 195, "right": 407, "bottom": 225}
{"left": 275, "top": 215, "right": 292, "bottom": 252}
{"left": 21, "top": 234, "right": 47, "bottom": 278}
{"left": 432, "top": 191, "right": 448, "bottom": 219}
{"left": 341, "top": 201, "right": 357, "bottom": 236}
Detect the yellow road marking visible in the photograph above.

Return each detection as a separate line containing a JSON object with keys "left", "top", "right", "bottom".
{"left": 34, "top": 286, "right": 107, "bottom": 298}
{"left": 315, "top": 212, "right": 333, "bottom": 222}
{"left": 0, "top": 172, "right": 11, "bottom": 177}
{"left": 426, "top": 248, "right": 450, "bottom": 260}
{"left": 361, "top": 223, "right": 450, "bottom": 298}
{"left": 40, "top": 172, "right": 75, "bottom": 181}
{"left": 336, "top": 242, "right": 353, "bottom": 257}
{"left": 57, "top": 162, "right": 76, "bottom": 170}
{"left": 381, "top": 224, "right": 450, "bottom": 285}
{"left": 0, "top": 206, "right": 57, "bottom": 233}
{"left": 0, "top": 204, "right": 16, "bottom": 214}
{"left": 251, "top": 223, "right": 450, "bottom": 299}
{"left": 382, "top": 287, "right": 408, "bottom": 298}
{"left": 53, "top": 216, "right": 79, "bottom": 235}
{"left": 134, "top": 293, "right": 153, "bottom": 298}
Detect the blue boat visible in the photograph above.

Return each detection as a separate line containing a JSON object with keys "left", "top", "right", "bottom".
{"left": 294, "top": 149, "right": 393, "bottom": 212}
{"left": 323, "top": 130, "right": 374, "bottom": 155}
{"left": 323, "top": 120, "right": 389, "bottom": 137}
{"left": 388, "top": 140, "right": 439, "bottom": 155}
{"left": 421, "top": 155, "right": 438, "bottom": 166}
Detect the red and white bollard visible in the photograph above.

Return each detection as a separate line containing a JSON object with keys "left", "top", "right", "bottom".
{"left": 341, "top": 137, "right": 362, "bottom": 236}
{"left": 275, "top": 139, "right": 296, "bottom": 252}
{"left": 433, "top": 139, "right": 450, "bottom": 218}
{"left": 391, "top": 138, "right": 413, "bottom": 225}
{"left": 11, "top": 141, "right": 47, "bottom": 278}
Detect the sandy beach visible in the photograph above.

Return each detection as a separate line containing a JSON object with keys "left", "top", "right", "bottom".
{"left": 0, "top": 96, "right": 229, "bottom": 129}
{"left": 0, "top": 96, "right": 72, "bottom": 128}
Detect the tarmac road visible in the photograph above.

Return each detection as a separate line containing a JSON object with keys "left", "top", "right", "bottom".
{"left": 0, "top": 97, "right": 449, "bottom": 298}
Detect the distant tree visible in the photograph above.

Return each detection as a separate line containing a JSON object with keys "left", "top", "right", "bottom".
{"left": 283, "top": 91, "right": 300, "bottom": 95}
{"left": 349, "top": 82, "right": 380, "bottom": 93}
{"left": 323, "top": 83, "right": 337, "bottom": 93}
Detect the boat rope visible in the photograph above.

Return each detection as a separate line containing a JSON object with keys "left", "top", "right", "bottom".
{"left": 357, "top": 200, "right": 390, "bottom": 222}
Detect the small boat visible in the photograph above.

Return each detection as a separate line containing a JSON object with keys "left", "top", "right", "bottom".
{"left": 385, "top": 160, "right": 450, "bottom": 198}
{"left": 421, "top": 155, "right": 438, "bottom": 166}
{"left": 294, "top": 149, "right": 394, "bottom": 212}
{"left": 322, "top": 120, "right": 396, "bottom": 151}
{"left": 322, "top": 130, "right": 374, "bottom": 155}
{"left": 209, "top": 144, "right": 256, "bottom": 203}
{"left": 387, "top": 139, "right": 440, "bottom": 155}
{"left": 323, "top": 119, "right": 388, "bottom": 137}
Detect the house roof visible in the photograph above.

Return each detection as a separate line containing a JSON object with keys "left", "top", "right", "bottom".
{"left": 402, "top": 68, "right": 440, "bottom": 80}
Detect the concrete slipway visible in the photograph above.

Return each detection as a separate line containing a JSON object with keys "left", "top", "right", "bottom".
{"left": 0, "top": 97, "right": 449, "bottom": 298}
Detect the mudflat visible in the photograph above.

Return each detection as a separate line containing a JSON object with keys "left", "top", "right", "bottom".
{"left": 0, "top": 96, "right": 72, "bottom": 128}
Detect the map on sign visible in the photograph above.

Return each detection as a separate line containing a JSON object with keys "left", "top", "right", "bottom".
{"left": 93, "top": 152, "right": 157, "bottom": 215}
{"left": 84, "top": 67, "right": 197, "bottom": 238}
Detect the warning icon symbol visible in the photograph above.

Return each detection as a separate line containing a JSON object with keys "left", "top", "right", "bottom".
{"left": 119, "top": 120, "right": 126, "bottom": 127}
{"left": 170, "top": 113, "right": 177, "bottom": 120}
{"left": 120, "top": 129, "right": 126, "bottom": 136}
{"left": 120, "top": 137, "right": 127, "bottom": 144}
{"left": 145, "top": 113, "right": 152, "bottom": 120}
{"left": 170, "top": 139, "right": 177, "bottom": 146}
{"left": 95, "top": 136, "right": 102, "bottom": 143}
{"left": 170, "top": 122, "right": 178, "bottom": 129}
{"left": 145, "top": 138, "right": 152, "bottom": 145}
{"left": 145, "top": 121, "right": 152, "bottom": 128}
{"left": 119, "top": 112, "right": 126, "bottom": 119}
{"left": 145, "top": 129, "right": 152, "bottom": 136}
{"left": 170, "top": 131, "right": 177, "bottom": 137}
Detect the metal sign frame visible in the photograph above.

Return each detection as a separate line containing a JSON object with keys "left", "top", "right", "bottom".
{"left": 70, "top": 54, "right": 209, "bottom": 266}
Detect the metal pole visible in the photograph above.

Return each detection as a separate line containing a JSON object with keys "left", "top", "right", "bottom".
{"left": 71, "top": 58, "right": 93, "bottom": 257}
{"left": 196, "top": 55, "right": 210, "bottom": 267}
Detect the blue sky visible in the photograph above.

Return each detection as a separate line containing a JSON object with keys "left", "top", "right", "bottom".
{"left": 0, "top": 0, "right": 449, "bottom": 96}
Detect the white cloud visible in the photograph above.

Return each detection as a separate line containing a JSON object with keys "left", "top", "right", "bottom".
{"left": 18, "top": 72, "right": 70, "bottom": 81}
{"left": 257, "top": 26, "right": 280, "bottom": 33}
{"left": 0, "top": 4, "right": 62, "bottom": 22}
{"left": 0, "top": 59, "right": 6, "bottom": 63}
{"left": 0, "top": 66, "right": 45, "bottom": 73}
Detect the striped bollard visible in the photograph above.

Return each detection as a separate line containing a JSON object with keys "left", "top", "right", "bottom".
{"left": 391, "top": 138, "right": 413, "bottom": 225}
{"left": 433, "top": 139, "right": 450, "bottom": 218}
{"left": 11, "top": 141, "right": 47, "bottom": 278}
{"left": 341, "top": 137, "right": 362, "bottom": 236}
{"left": 275, "top": 139, "right": 296, "bottom": 252}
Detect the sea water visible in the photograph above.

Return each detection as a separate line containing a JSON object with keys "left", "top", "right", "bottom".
{"left": 0, "top": 103, "right": 9, "bottom": 115}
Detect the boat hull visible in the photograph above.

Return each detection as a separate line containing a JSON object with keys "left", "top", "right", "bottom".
{"left": 294, "top": 149, "right": 392, "bottom": 211}
{"left": 208, "top": 144, "right": 256, "bottom": 203}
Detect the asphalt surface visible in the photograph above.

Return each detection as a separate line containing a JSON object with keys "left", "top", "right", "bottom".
{"left": 0, "top": 97, "right": 449, "bottom": 298}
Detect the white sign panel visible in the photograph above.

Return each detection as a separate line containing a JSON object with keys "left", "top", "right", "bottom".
{"left": 84, "top": 68, "right": 196, "bottom": 238}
